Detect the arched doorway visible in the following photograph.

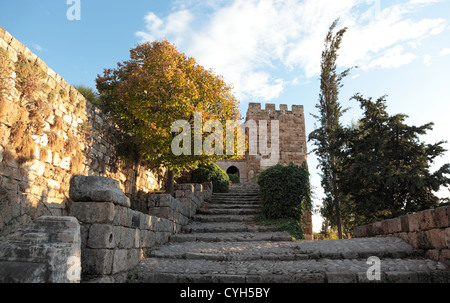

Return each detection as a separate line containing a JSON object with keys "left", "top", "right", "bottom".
{"left": 226, "top": 166, "right": 240, "bottom": 177}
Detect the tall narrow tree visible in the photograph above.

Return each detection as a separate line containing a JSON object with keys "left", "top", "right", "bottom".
{"left": 309, "top": 19, "right": 352, "bottom": 239}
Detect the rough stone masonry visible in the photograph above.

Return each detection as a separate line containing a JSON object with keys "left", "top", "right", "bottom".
{"left": 0, "top": 216, "right": 81, "bottom": 283}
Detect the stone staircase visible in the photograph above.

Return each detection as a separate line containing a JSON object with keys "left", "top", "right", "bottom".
{"left": 130, "top": 184, "right": 450, "bottom": 283}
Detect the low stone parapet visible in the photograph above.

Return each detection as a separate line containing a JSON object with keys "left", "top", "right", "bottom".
{"left": 354, "top": 206, "right": 450, "bottom": 265}
{"left": 148, "top": 194, "right": 190, "bottom": 229}
{"left": 68, "top": 175, "right": 211, "bottom": 282}
{"left": 69, "top": 175, "right": 176, "bottom": 282}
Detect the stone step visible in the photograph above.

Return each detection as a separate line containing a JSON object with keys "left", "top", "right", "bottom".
{"left": 181, "top": 222, "right": 278, "bottom": 233}
{"left": 213, "top": 193, "right": 259, "bottom": 197}
{"left": 169, "top": 231, "right": 292, "bottom": 243}
{"left": 131, "top": 257, "right": 450, "bottom": 283}
{"left": 204, "top": 203, "right": 260, "bottom": 209}
{"left": 193, "top": 215, "right": 256, "bottom": 223}
{"left": 213, "top": 192, "right": 259, "bottom": 196}
{"left": 197, "top": 208, "right": 261, "bottom": 215}
{"left": 149, "top": 237, "right": 425, "bottom": 261}
{"left": 210, "top": 199, "right": 260, "bottom": 205}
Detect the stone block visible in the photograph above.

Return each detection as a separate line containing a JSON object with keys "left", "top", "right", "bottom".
{"left": 426, "top": 229, "right": 446, "bottom": 250}
{"left": 0, "top": 262, "right": 47, "bottom": 283}
{"left": 354, "top": 225, "right": 367, "bottom": 238}
{"left": 381, "top": 220, "right": 390, "bottom": 235}
{"left": 418, "top": 209, "right": 435, "bottom": 231}
{"left": 439, "top": 249, "right": 450, "bottom": 266}
{"left": 407, "top": 232, "right": 419, "bottom": 249}
{"left": 113, "top": 205, "right": 128, "bottom": 226}
{"left": 117, "top": 227, "right": 136, "bottom": 249}
{"left": 3, "top": 29, "right": 13, "bottom": 44}
{"left": 434, "top": 206, "right": 450, "bottom": 228}
{"left": 407, "top": 213, "right": 419, "bottom": 232}
{"left": 88, "top": 224, "right": 115, "bottom": 249}
{"left": 425, "top": 249, "right": 440, "bottom": 262}
{"left": 416, "top": 231, "right": 433, "bottom": 250}
{"left": 128, "top": 209, "right": 141, "bottom": 228}
{"left": 9, "top": 37, "right": 24, "bottom": 54}
{"left": 139, "top": 212, "right": 151, "bottom": 230}
{"left": 140, "top": 230, "right": 156, "bottom": 248}
{"left": 70, "top": 202, "right": 115, "bottom": 224}
{"left": 150, "top": 207, "right": 174, "bottom": 221}
{"left": 387, "top": 218, "right": 402, "bottom": 234}
{"left": 371, "top": 221, "right": 382, "bottom": 235}
{"left": 0, "top": 216, "right": 81, "bottom": 283}
{"left": 69, "top": 175, "right": 130, "bottom": 207}
{"left": 112, "top": 249, "right": 139, "bottom": 274}
{"left": 445, "top": 227, "right": 450, "bottom": 248}
{"left": 82, "top": 249, "right": 113, "bottom": 275}
{"left": 399, "top": 215, "right": 410, "bottom": 232}
{"left": 0, "top": 26, "right": 6, "bottom": 40}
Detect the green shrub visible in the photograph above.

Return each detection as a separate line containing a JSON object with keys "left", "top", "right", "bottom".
{"left": 228, "top": 173, "right": 240, "bottom": 184}
{"left": 255, "top": 217, "right": 304, "bottom": 240}
{"left": 257, "top": 163, "right": 311, "bottom": 221}
{"left": 192, "top": 162, "right": 229, "bottom": 193}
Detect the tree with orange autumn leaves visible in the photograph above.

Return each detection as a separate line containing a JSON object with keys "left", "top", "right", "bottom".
{"left": 96, "top": 40, "right": 241, "bottom": 194}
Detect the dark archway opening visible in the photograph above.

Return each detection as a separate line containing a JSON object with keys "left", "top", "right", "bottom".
{"left": 226, "top": 166, "right": 240, "bottom": 177}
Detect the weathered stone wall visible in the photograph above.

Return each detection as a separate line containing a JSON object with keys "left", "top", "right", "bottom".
{"left": 0, "top": 26, "right": 165, "bottom": 240}
{"left": 0, "top": 216, "right": 81, "bottom": 283}
{"left": 354, "top": 206, "right": 450, "bottom": 266}
{"left": 68, "top": 175, "right": 209, "bottom": 282}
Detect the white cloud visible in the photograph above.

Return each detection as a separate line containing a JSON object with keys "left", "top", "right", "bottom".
{"left": 32, "top": 43, "right": 43, "bottom": 51}
{"left": 135, "top": 0, "right": 447, "bottom": 102}
{"left": 423, "top": 54, "right": 432, "bottom": 66}
{"left": 365, "top": 45, "right": 416, "bottom": 69}
{"left": 439, "top": 48, "right": 450, "bottom": 56}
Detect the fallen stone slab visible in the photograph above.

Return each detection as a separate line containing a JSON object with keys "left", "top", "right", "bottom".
{"left": 69, "top": 175, "right": 130, "bottom": 208}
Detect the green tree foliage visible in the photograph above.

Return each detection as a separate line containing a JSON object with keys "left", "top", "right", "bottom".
{"left": 339, "top": 94, "right": 450, "bottom": 226}
{"left": 192, "top": 162, "right": 229, "bottom": 193}
{"left": 227, "top": 173, "right": 240, "bottom": 184}
{"left": 257, "top": 163, "right": 311, "bottom": 222}
{"left": 74, "top": 85, "right": 101, "bottom": 108}
{"left": 96, "top": 40, "right": 240, "bottom": 194}
{"left": 308, "top": 19, "right": 352, "bottom": 239}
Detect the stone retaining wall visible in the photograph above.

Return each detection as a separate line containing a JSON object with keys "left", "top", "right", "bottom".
{"left": 68, "top": 175, "right": 209, "bottom": 282}
{"left": 0, "top": 26, "right": 165, "bottom": 240}
{"left": 354, "top": 206, "right": 450, "bottom": 265}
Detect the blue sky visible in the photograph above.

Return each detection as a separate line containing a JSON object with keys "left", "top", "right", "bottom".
{"left": 1, "top": 0, "right": 449, "bottom": 232}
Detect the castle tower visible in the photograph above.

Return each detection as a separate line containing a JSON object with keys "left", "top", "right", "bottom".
{"left": 244, "top": 103, "right": 307, "bottom": 179}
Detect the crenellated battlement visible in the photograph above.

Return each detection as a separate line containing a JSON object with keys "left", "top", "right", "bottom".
{"left": 246, "top": 103, "right": 304, "bottom": 118}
